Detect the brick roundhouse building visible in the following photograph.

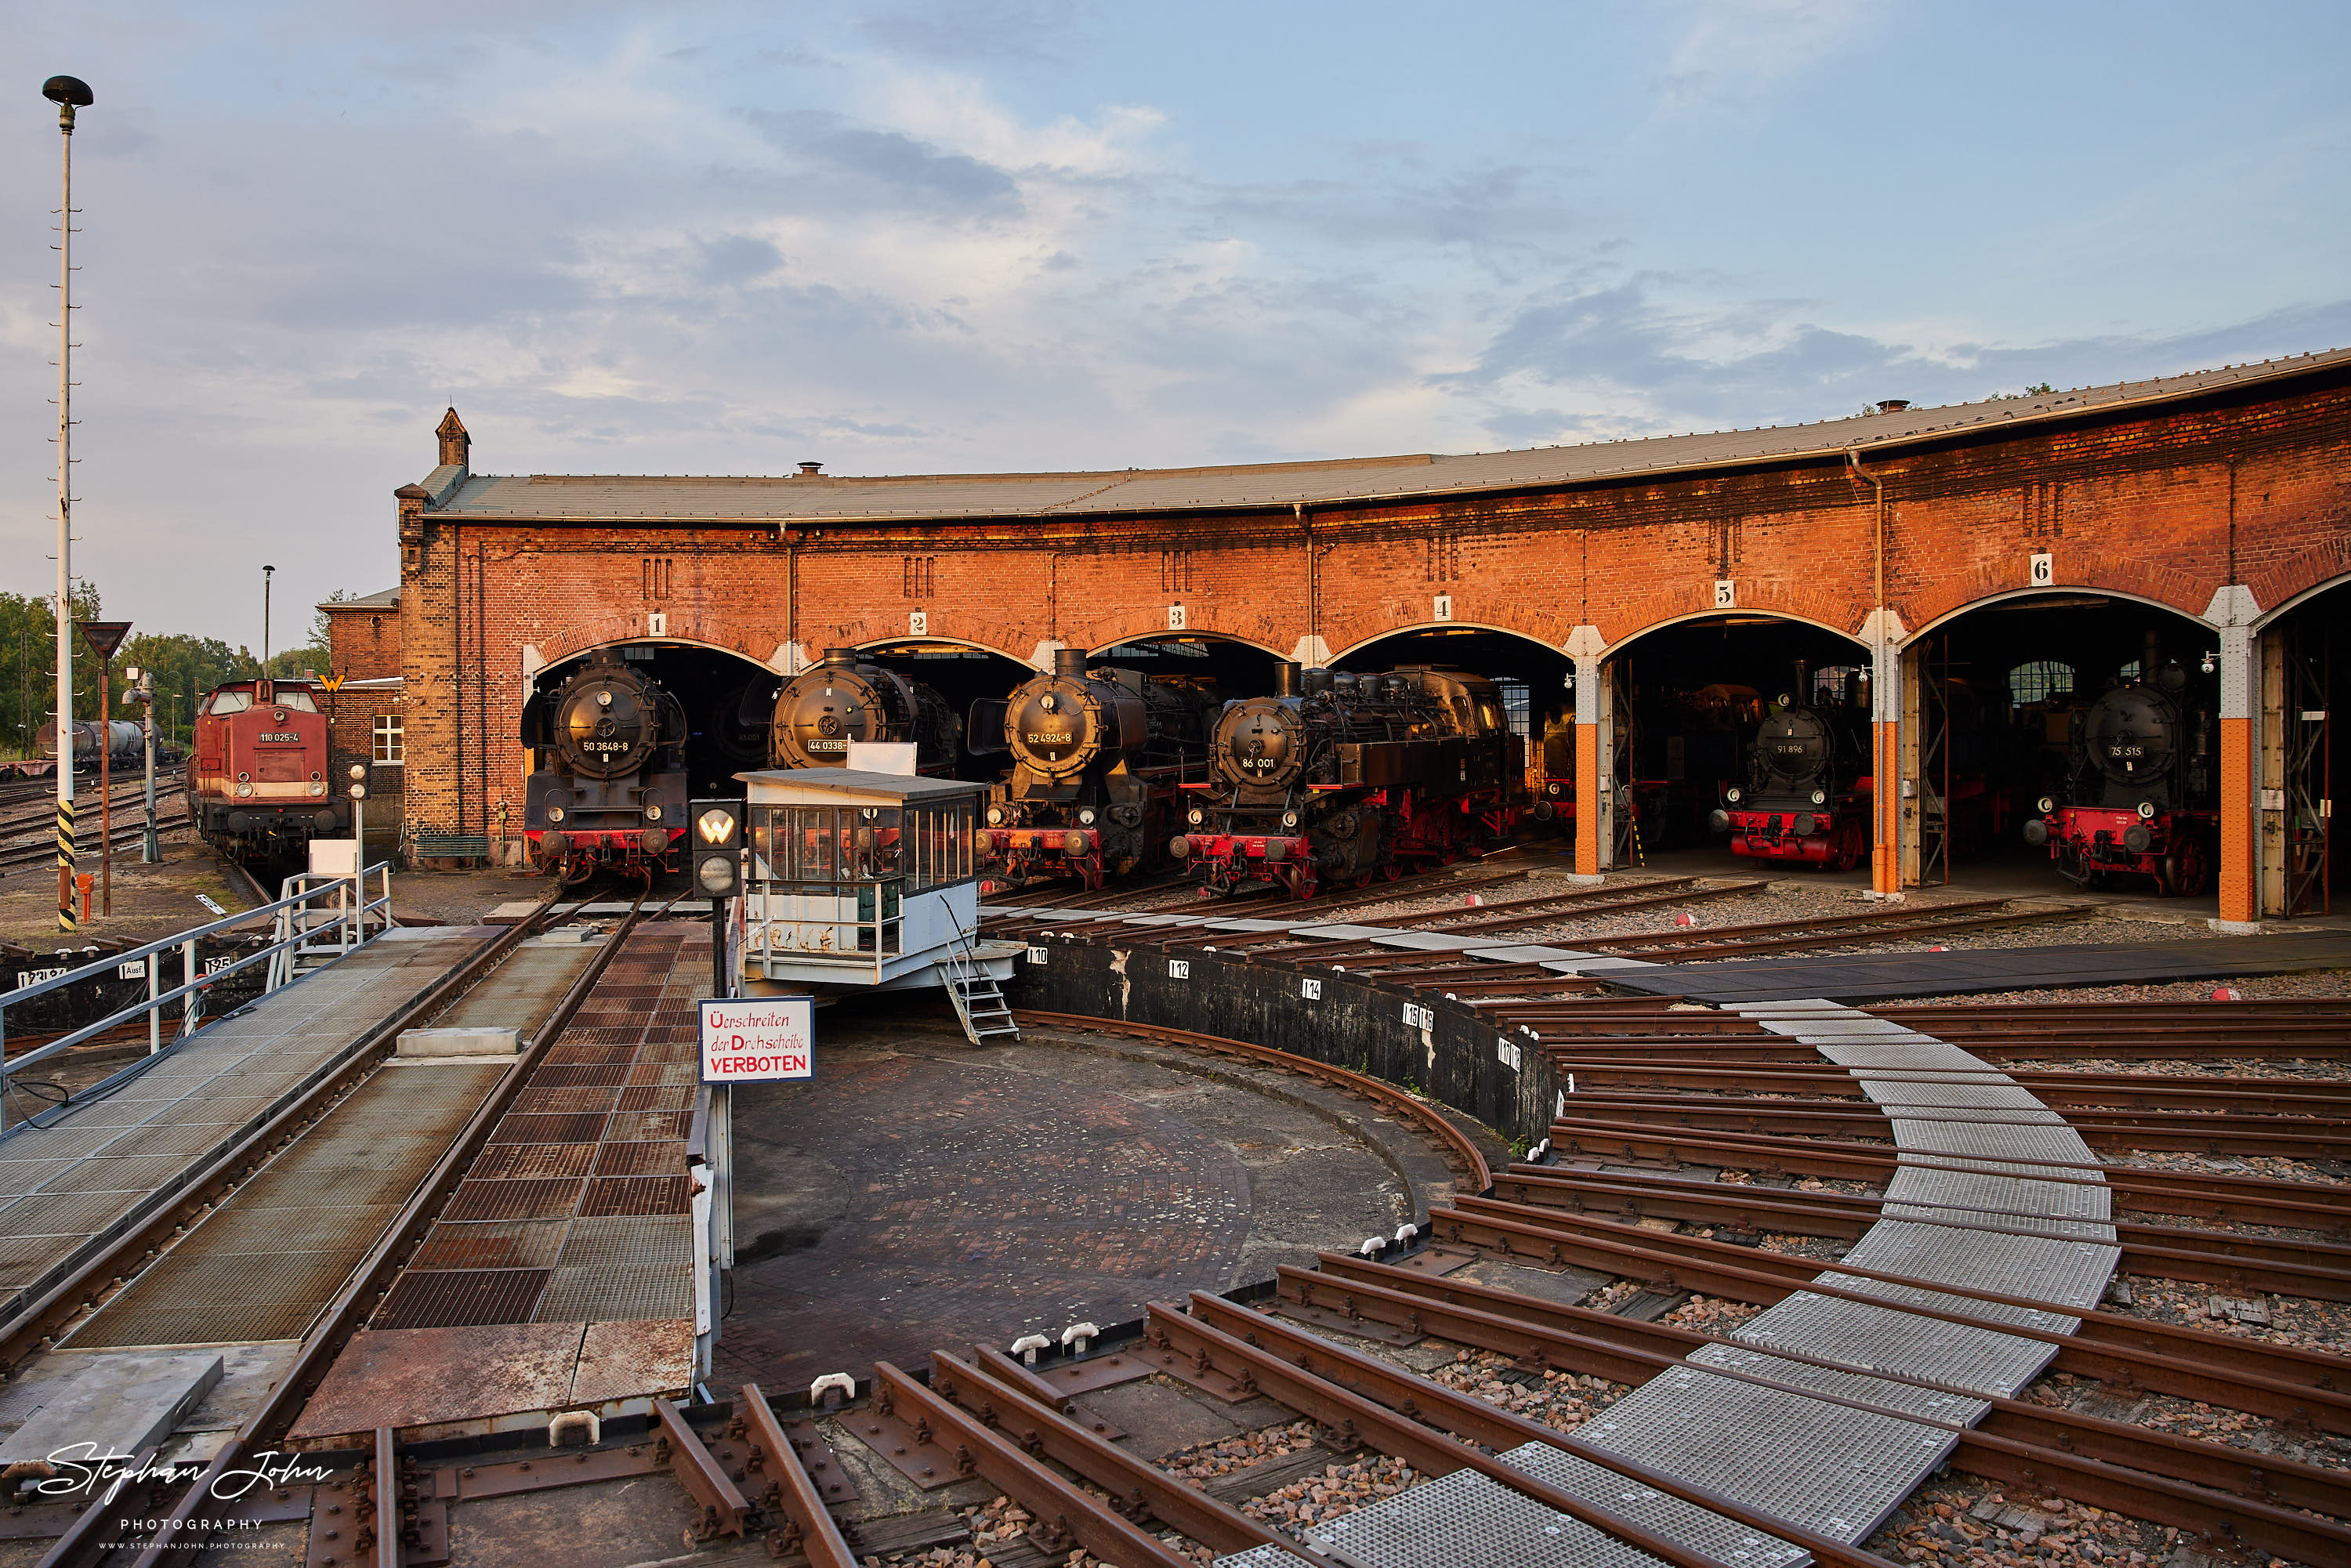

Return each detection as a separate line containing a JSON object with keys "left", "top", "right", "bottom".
{"left": 342, "top": 351, "right": 2351, "bottom": 927}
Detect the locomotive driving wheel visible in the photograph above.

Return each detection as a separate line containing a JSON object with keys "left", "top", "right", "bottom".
{"left": 2164, "top": 835, "right": 2213, "bottom": 898}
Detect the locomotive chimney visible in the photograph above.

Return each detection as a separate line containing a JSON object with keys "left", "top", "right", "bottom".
{"left": 1273, "top": 661, "right": 1300, "bottom": 697}
{"left": 2143, "top": 629, "right": 2161, "bottom": 680}
{"left": 1303, "top": 668, "right": 1333, "bottom": 697}
{"left": 1052, "top": 646, "right": 1088, "bottom": 676}
{"left": 798, "top": 462, "right": 824, "bottom": 476}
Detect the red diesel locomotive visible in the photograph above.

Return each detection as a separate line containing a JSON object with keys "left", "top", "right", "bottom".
{"left": 190, "top": 678, "right": 349, "bottom": 859}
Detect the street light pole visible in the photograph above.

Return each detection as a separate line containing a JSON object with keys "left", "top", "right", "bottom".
{"left": 44, "top": 74, "right": 92, "bottom": 935}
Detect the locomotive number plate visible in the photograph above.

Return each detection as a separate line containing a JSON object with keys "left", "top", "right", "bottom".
{"left": 257, "top": 732, "right": 302, "bottom": 743}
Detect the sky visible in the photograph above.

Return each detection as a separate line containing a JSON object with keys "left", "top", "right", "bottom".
{"left": 2, "top": 1, "right": 2346, "bottom": 646}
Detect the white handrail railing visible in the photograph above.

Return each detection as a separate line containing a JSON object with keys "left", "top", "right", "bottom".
{"left": 0, "top": 861, "right": 397, "bottom": 1129}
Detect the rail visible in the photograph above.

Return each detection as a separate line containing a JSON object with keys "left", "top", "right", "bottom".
{"left": 0, "top": 861, "right": 395, "bottom": 1127}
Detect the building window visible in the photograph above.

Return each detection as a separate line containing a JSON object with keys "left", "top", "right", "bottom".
{"left": 2009, "top": 661, "right": 2074, "bottom": 704}
{"left": 373, "top": 713, "right": 405, "bottom": 766}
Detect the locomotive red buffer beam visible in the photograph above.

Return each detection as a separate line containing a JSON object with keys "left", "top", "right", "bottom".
{"left": 1168, "top": 832, "right": 1303, "bottom": 864}
{"left": 1708, "top": 805, "right": 1865, "bottom": 870}
{"left": 529, "top": 826, "right": 680, "bottom": 867}
{"left": 2024, "top": 802, "right": 2214, "bottom": 894}
{"left": 980, "top": 825, "right": 1109, "bottom": 885}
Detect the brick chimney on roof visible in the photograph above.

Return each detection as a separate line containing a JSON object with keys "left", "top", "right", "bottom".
{"left": 437, "top": 407, "right": 471, "bottom": 471}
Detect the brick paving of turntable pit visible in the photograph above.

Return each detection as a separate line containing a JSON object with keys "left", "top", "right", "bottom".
{"left": 717, "top": 1030, "right": 1423, "bottom": 1391}
{"left": 370, "top": 925, "right": 708, "bottom": 1332}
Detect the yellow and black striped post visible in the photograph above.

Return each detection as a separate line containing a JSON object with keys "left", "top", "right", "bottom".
{"left": 57, "top": 797, "right": 78, "bottom": 933}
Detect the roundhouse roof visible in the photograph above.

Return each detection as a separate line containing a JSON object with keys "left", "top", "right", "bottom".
{"left": 419, "top": 346, "right": 2350, "bottom": 525}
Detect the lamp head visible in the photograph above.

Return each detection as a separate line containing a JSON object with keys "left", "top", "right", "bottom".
{"left": 42, "top": 77, "right": 94, "bottom": 108}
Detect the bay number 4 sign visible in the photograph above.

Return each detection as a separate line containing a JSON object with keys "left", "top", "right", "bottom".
{"left": 700, "top": 995, "right": 816, "bottom": 1082}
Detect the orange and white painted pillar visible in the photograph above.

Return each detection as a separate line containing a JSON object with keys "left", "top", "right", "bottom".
{"left": 2210, "top": 587, "right": 2261, "bottom": 930}
{"left": 1568, "top": 627, "right": 1607, "bottom": 882}
{"left": 1866, "top": 610, "right": 1905, "bottom": 896}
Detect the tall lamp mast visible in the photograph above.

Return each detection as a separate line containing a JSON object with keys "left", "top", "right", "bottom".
{"left": 44, "top": 74, "right": 93, "bottom": 935}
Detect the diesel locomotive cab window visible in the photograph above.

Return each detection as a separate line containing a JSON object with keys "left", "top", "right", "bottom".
{"left": 274, "top": 690, "right": 320, "bottom": 712}
{"left": 209, "top": 691, "right": 251, "bottom": 715}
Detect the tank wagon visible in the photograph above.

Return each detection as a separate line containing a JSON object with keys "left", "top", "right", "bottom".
{"left": 1708, "top": 674, "right": 1871, "bottom": 871}
{"left": 1174, "top": 663, "right": 1523, "bottom": 899}
{"left": 188, "top": 679, "right": 346, "bottom": 859}
{"left": 520, "top": 651, "right": 690, "bottom": 875}
{"left": 971, "top": 649, "right": 1210, "bottom": 889}
{"left": 2024, "top": 642, "right": 2218, "bottom": 895}
{"left": 37, "top": 719, "right": 162, "bottom": 773}
{"left": 764, "top": 647, "right": 959, "bottom": 772}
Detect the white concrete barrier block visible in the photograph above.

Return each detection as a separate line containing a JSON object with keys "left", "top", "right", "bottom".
{"left": 397, "top": 1027, "right": 521, "bottom": 1059}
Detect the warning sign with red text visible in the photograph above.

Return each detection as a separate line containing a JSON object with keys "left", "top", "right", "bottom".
{"left": 699, "top": 996, "right": 815, "bottom": 1083}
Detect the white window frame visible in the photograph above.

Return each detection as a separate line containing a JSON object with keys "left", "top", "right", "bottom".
{"left": 373, "top": 712, "right": 405, "bottom": 766}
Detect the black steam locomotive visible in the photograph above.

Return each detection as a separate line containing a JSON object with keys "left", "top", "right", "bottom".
{"left": 972, "top": 649, "right": 1210, "bottom": 889}
{"left": 761, "top": 647, "right": 960, "bottom": 772}
{"left": 2024, "top": 653, "right": 2218, "bottom": 895}
{"left": 1708, "top": 681, "right": 1871, "bottom": 871}
{"left": 520, "top": 651, "right": 690, "bottom": 875}
{"left": 1174, "top": 664, "right": 1523, "bottom": 899}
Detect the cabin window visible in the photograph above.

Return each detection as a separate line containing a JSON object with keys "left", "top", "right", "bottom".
{"left": 276, "top": 690, "right": 319, "bottom": 713}
{"left": 210, "top": 690, "right": 252, "bottom": 715}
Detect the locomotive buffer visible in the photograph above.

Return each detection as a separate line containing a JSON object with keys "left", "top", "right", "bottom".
{"left": 732, "top": 767, "right": 1021, "bottom": 1043}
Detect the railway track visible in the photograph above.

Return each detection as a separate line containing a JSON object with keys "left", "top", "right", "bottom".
{"left": 0, "top": 801, "right": 192, "bottom": 874}
{"left": 0, "top": 774, "right": 184, "bottom": 843}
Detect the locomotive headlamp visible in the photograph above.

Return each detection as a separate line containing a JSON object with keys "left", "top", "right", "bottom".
{"left": 547, "top": 806, "right": 567, "bottom": 823}
{"left": 1041, "top": 693, "right": 1057, "bottom": 712}
{"left": 644, "top": 803, "right": 664, "bottom": 822}
{"left": 1281, "top": 810, "right": 1299, "bottom": 828}
{"left": 1078, "top": 808, "right": 1096, "bottom": 826}
{"left": 687, "top": 799, "right": 743, "bottom": 899}
{"left": 2038, "top": 796, "right": 2054, "bottom": 814}
{"left": 986, "top": 805, "right": 1005, "bottom": 825}
{"left": 1810, "top": 790, "right": 1826, "bottom": 805}
{"left": 597, "top": 691, "right": 613, "bottom": 707}
{"left": 2136, "top": 801, "right": 2157, "bottom": 820}
{"left": 236, "top": 783, "right": 253, "bottom": 798}
{"left": 1725, "top": 788, "right": 1742, "bottom": 804}
{"left": 1187, "top": 806, "right": 1205, "bottom": 826}
{"left": 309, "top": 781, "right": 326, "bottom": 796}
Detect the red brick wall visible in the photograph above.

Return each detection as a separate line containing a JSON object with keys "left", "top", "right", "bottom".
{"left": 390, "top": 374, "right": 2351, "bottom": 843}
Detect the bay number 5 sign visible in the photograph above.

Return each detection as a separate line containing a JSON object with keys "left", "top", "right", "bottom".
{"left": 700, "top": 995, "right": 816, "bottom": 1082}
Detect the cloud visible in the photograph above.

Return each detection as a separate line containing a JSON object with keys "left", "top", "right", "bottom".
{"left": 743, "top": 109, "right": 1023, "bottom": 215}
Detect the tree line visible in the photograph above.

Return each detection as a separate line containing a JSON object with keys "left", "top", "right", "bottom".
{"left": 0, "top": 589, "right": 334, "bottom": 759}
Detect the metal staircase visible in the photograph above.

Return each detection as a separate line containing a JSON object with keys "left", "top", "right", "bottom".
{"left": 941, "top": 920, "right": 1020, "bottom": 1046}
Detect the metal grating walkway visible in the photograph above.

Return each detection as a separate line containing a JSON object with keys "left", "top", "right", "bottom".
{"left": 0, "top": 928, "right": 494, "bottom": 1331}
{"left": 1215, "top": 995, "right": 2122, "bottom": 1568}
{"left": 369, "top": 924, "right": 708, "bottom": 1332}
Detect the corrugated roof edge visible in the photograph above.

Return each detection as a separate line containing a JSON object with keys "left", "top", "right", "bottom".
{"left": 422, "top": 346, "right": 2351, "bottom": 525}
{"left": 320, "top": 587, "right": 400, "bottom": 611}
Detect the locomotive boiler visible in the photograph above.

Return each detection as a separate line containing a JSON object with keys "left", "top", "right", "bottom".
{"left": 765, "top": 647, "right": 960, "bottom": 772}
{"left": 520, "top": 651, "right": 691, "bottom": 875}
{"left": 2023, "top": 646, "right": 2218, "bottom": 895}
{"left": 1173, "top": 664, "right": 1523, "bottom": 899}
{"left": 1707, "top": 679, "right": 1871, "bottom": 871}
{"left": 972, "top": 648, "right": 1209, "bottom": 889}
{"left": 189, "top": 679, "right": 348, "bottom": 860}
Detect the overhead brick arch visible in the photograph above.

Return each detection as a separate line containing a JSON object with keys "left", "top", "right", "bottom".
{"left": 534, "top": 625, "right": 781, "bottom": 679}
{"left": 1604, "top": 606, "right": 1871, "bottom": 658}
{"left": 1902, "top": 583, "right": 2218, "bottom": 644}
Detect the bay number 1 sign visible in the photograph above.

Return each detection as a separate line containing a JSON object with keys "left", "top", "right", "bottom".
{"left": 700, "top": 995, "right": 816, "bottom": 1082}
